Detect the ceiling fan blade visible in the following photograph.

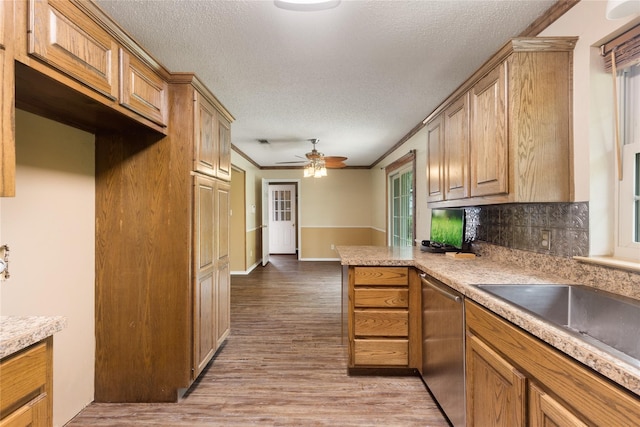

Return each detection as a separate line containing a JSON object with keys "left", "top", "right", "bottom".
{"left": 324, "top": 156, "right": 348, "bottom": 162}
{"left": 276, "top": 160, "right": 307, "bottom": 164}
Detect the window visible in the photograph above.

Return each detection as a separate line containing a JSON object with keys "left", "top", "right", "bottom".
{"left": 616, "top": 63, "right": 640, "bottom": 259}
{"left": 390, "top": 167, "right": 413, "bottom": 246}
{"left": 386, "top": 151, "right": 416, "bottom": 247}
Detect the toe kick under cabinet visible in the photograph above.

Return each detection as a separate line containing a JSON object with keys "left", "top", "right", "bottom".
{"left": 347, "top": 266, "right": 421, "bottom": 370}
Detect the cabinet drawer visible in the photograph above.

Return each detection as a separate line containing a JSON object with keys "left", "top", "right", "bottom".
{"left": 354, "top": 310, "right": 408, "bottom": 336}
{"left": 354, "top": 339, "right": 408, "bottom": 366}
{"left": 28, "top": 0, "right": 118, "bottom": 100}
{"left": 354, "top": 288, "right": 408, "bottom": 308}
{"left": 354, "top": 267, "right": 408, "bottom": 286}
{"left": 0, "top": 342, "right": 47, "bottom": 416}
{"left": 119, "top": 48, "right": 168, "bottom": 127}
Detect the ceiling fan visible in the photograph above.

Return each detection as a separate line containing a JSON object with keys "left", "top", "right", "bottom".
{"left": 276, "top": 138, "right": 348, "bottom": 169}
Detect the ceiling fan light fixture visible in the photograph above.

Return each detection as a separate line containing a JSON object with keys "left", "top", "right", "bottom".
{"left": 274, "top": 0, "right": 341, "bottom": 12}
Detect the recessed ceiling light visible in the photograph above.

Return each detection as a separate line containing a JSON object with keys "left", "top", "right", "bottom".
{"left": 274, "top": 0, "right": 341, "bottom": 12}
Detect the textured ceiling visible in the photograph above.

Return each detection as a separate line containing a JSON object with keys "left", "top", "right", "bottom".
{"left": 95, "top": 0, "right": 556, "bottom": 168}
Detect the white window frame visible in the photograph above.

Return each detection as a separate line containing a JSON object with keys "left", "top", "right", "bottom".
{"left": 615, "top": 64, "right": 640, "bottom": 260}
{"left": 388, "top": 164, "right": 414, "bottom": 247}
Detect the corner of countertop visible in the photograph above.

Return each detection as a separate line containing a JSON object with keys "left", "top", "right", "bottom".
{"left": 0, "top": 315, "right": 68, "bottom": 359}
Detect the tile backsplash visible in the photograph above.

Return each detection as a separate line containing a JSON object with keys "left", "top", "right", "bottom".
{"left": 464, "top": 202, "right": 589, "bottom": 258}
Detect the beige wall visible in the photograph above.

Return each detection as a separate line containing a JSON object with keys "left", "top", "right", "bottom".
{"left": 230, "top": 167, "right": 246, "bottom": 272}
{"left": 260, "top": 168, "right": 374, "bottom": 259}
{"left": 0, "top": 110, "right": 95, "bottom": 426}
{"left": 539, "top": 1, "right": 637, "bottom": 256}
{"left": 370, "top": 127, "right": 430, "bottom": 244}
{"left": 230, "top": 151, "right": 262, "bottom": 272}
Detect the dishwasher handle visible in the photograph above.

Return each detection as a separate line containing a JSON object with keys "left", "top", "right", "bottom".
{"left": 420, "top": 274, "right": 462, "bottom": 303}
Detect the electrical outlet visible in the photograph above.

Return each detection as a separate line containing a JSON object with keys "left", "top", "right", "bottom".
{"left": 0, "top": 245, "right": 9, "bottom": 280}
{"left": 540, "top": 229, "right": 551, "bottom": 251}
{"left": 330, "top": 244, "right": 335, "bottom": 250}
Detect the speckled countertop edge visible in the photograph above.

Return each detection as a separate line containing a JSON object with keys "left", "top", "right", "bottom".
{"left": 0, "top": 316, "right": 67, "bottom": 359}
{"left": 336, "top": 245, "right": 640, "bottom": 396}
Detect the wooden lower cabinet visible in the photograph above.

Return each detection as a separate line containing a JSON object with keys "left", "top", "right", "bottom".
{"left": 347, "top": 266, "right": 420, "bottom": 370}
{"left": 465, "top": 301, "right": 640, "bottom": 426}
{"left": 0, "top": 338, "right": 52, "bottom": 427}
{"left": 466, "top": 332, "right": 526, "bottom": 427}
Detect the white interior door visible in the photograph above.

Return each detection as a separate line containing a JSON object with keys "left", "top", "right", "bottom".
{"left": 268, "top": 184, "right": 297, "bottom": 254}
{"left": 261, "top": 179, "right": 270, "bottom": 266}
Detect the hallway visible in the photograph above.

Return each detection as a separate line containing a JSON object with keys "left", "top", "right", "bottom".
{"left": 68, "top": 256, "right": 448, "bottom": 426}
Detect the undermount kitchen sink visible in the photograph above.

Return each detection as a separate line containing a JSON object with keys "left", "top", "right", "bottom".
{"left": 475, "top": 284, "right": 640, "bottom": 365}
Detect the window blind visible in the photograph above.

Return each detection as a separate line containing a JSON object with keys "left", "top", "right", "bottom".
{"left": 602, "top": 24, "right": 640, "bottom": 72}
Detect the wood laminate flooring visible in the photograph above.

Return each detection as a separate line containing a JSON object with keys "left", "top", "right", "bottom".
{"left": 68, "top": 255, "right": 449, "bottom": 426}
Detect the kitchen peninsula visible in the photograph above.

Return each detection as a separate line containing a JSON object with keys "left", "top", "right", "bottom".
{"left": 338, "top": 245, "right": 640, "bottom": 425}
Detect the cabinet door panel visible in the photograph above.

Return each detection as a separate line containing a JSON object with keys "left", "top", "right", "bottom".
{"left": 216, "top": 182, "right": 230, "bottom": 260}
{"left": 426, "top": 114, "right": 444, "bottom": 202}
{"left": 216, "top": 259, "right": 230, "bottom": 348}
{"left": 466, "top": 333, "right": 526, "bottom": 427}
{"left": 529, "top": 383, "right": 587, "bottom": 427}
{"left": 217, "top": 114, "right": 231, "bottom": 180}
{"left": 194, "top": 93, "right": 218, "bottom": 176}
{"left": 119, "top": 49, "right": 168, "bottom": 127}
{"left": 470, "top": 63, "right": 507, "bottom": 197}
{"left": 193, "top": 176, "right": 216, "bottom": 378}
{"left": 28, "top": 0, "right": 118, "bottom": 100}
{"left": 444, "top": 93, "right": 470, "bottom": 200}
{"left": 0, "top": 343, "right": 47, "bottom": 414}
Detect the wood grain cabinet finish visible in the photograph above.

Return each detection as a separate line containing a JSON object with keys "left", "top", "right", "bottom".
{"left": 465, "top": 301, "right": 640, "bottom": 426}
{"left": 425, "top": 114, "right": 444, "bottom": 203}
{"left": 428, "top": 37, "right": 577, "bottom": 208}
{"left": 119, "top": 48, "right": 168, "bottom": 127}
{"left": 217, "top": 114, "right": 232, "bottom": 181}
{"left": 0, "top": 0, "right": 15, "bottom": 197}
{"left": 27, "top": 0, "right": 119, "bottom": 101}
{"left": 0, "top": 338, "right": 53, "bottom": 427}
{"left": 95, "top": 74, "right": 232, "bottom": 402}
{"left": 194, "top": 91, "right": 233, "bottom": 181}
{"left": 348, "top": 267, "right": 420, "bottom": 369}
{"left": 193, "top": 175, "right": 217, "bottom": 379}
{"left": 469, "top": 64, "right": 507, "bottom": 198}
{"left": 444, "top": 92, "right": 470, "bottom": 200}
{"left": 215, "top": 182, "right": 231, "bottom": 348}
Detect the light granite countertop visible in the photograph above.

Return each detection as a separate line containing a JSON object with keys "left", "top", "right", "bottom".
{"left": 337, "top": 245, "right": 640, "bottom": 396}
{"left": 0, "top": 315, "right": 67, "bottom": 359}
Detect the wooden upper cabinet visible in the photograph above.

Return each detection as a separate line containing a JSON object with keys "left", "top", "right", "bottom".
{"left": 193, "top": 89, "right": 233, "bottom": 181}
{"left": 0, "top": 1, "right": 5, "bottom": 50}
{"left": 507, "top": 48, "right": 573, "bottom": 202}
{"left": 28, "top": 0, "right": 118, "bottom": 100}
{"left": 119, "top": 48, "right": 168, "bottom": 127}
{"left": 444, "top": 92, "right": 470, "bottom": 200}
{"left": 470, "top": 63, "right": 508, "bottom": 198}
{"left": 194, "top": 91, "right": 218, "bottom": 177}
{"left": 0, "top": 0, "right": 15, "bottom": 197}
{"left": 427, "top": 37, "right": 576, "bottom": 208}
{"left": 426, "top": 114, "right": 444, "bottom": 203}
{"left": 217, "top": 114, "right": 232, "bottom": 181}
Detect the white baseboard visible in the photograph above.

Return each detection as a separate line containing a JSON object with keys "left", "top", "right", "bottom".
{"left": 231, "top": 260, "right": 262, "bottom": 276}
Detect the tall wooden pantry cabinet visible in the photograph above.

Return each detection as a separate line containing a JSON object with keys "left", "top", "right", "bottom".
{"left": 95, "top": 73, "right": 233, "bottom": 402}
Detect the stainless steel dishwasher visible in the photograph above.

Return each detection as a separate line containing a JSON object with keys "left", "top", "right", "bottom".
{"left": 420, "top": 273, "right": 466, "bottom": 427}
